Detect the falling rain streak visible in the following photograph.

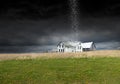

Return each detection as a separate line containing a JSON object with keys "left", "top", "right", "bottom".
{"left": 69, "top": 0, "right": 79, "bottom": 41}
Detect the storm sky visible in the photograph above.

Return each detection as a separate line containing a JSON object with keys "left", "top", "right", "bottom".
{"left": 0, "top": 0, "right": 120, "bottom": 52}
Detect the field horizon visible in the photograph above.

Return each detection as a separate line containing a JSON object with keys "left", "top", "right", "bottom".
{"left": 0, "top": 50, "right": 120, "bottom": 61}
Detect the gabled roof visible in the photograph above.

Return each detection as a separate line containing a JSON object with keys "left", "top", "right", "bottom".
{"left": 57, "top": 41, "right": 95, "bottom": 49}
{"left": 81, "top": 42, "right": 93, "bottom": 48}
{"left": 58, "top": 41, "right": 81, "bottom": 47}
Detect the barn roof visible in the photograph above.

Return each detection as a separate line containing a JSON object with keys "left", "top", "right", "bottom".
{"left": 81, "top": 42, "right": 93, "bottom": 48}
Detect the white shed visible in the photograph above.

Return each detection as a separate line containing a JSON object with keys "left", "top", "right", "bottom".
{"left": 81, "top": 42, "right": 96, "bottom": 51}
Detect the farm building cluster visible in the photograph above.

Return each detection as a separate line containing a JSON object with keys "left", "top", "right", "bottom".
{"left": 50, "top": 41, "right": 96, "bottom": 53}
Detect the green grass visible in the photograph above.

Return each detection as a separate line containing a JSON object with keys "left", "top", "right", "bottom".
{"left": 0, "top": 58, "right": 120, "bottom": 84}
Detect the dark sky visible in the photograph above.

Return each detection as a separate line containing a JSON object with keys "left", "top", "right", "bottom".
{"left": 0, "top": 0, "right": 120, "bottom": 52}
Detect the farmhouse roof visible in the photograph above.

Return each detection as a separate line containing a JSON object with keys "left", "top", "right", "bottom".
{"left": 58, "top": 41, "right": 81, "bottom": 47}
{"left": 81, "top": 42, "right": 93, "bottom": 48}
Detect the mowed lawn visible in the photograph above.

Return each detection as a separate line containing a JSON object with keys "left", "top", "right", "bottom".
{"left": 0, "top": 58, "right": 120, "bottom": 84}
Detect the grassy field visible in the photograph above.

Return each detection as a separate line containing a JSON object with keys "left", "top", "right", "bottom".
{"left": 0, "top": 50, "right": 120, "bottom": 84}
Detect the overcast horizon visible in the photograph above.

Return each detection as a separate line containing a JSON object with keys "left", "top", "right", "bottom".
{"left": 0, "top": 0, "right": 120, "bottom": 53}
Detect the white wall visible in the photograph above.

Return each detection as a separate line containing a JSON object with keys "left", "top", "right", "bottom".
{"left": 57, "top": 44, "right": 83, "bottom": 52}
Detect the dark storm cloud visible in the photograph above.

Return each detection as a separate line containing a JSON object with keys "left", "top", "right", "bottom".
{"left": 1, "top": 0, "right": 120, "bottom": 18}
{"left": 0, "top": 0, "right": 67, "bottom": 19}
{"left": 96, "top": 41, "right": 120, "bottom": 50}
{"left": 0, "top": 0, "right": 120, "bottom": 51}
{"left": 0, "top": 16, "right": 69, "bottom": 46}
{"left": 80, "top": 0, "right": 120, "bottom": 16}
{"left": 0, "top": 16, "right": 119, "bottom": 47}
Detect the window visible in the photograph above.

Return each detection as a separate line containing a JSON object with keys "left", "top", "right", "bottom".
{"left": 63, "top": 49, "right": 64, "bottom": 52}
{"left": 61, "top": 49, "right": 62, "bottom": 52}
{"left": 59, "top": 49, "right": 61, "bottom": 52}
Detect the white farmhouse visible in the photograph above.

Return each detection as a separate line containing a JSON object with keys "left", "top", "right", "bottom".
{"left": 57, "top": 41, "right": 96, "bottom": 52}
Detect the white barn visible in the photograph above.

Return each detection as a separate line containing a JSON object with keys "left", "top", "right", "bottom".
{"left": 57, "top": 41, "right": 96, "bottom": 52}
{"left": 81, "top": 42, "right": 96, "bottom": 51}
